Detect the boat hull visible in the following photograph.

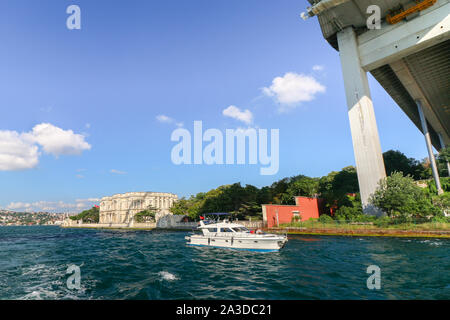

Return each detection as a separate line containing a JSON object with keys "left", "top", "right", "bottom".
{"left": 187, "top": 243, "right": 281, "bottom": 252}
{"left": 185, "top": 234, "right": 287, "bottom": 252}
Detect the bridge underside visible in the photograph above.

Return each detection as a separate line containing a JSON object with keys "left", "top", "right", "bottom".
{"left": 370, "top": 40, "right": 450, "bottom": 149}
{"left": 307, "top": 0, "right": 450, "bottom": 212}
{"left": 310, "top": 0, "right": 450, "bottom": 149}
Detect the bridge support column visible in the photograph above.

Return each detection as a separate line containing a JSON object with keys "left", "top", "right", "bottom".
{"left": 337, "top": 27, "right": 386, "bottom": 215}
{"left": 417, "top": 100, "right": 443, "bottom": 194}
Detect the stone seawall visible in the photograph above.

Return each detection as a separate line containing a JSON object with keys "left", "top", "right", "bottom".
{"left": 61, "top": 219, "right": 194, "bottom": 230}
{"left": 237, "top": 220, "right": 264, "bottom": 229}
{"left": 62, "top": 221, "right": 157, "bottom": 229}
{"left": 156, "top": 215, "right": 197, "bottom": 229}
{"left": 61, "top": 218, "right": 264, "bottom": 231}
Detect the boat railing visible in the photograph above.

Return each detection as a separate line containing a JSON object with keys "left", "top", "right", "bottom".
{"left": 203, "top": 232, "right": 282, "bottom": 238}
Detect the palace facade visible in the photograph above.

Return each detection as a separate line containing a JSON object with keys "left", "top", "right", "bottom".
{"left": 99, "top": 192, "right": 178, "bottom": 224}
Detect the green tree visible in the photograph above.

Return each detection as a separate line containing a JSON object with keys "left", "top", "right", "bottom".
{"left": 256, "top": 186, "right": 273, "bottom": 205}
{"left": 70, "top": 206, "right": 99, "bottom": 223}
{"left": 416, "top": 158, "right": 434, "bottom": 180}
{"left": 437, "top": 146, "right": 450, "bottom": 177}
{"left": 369, "top": 172, "right": 439, "bottom": 221}
{"left": 280, "top": 176, "right": 319, "bottom": 205}
{"left": 170, "top": 197, "right": 203, "bottom": 219}
{"left": 134, "top": 205, "right": 158, "bottom": 222}
{"left": 318, "top": 214, "right": 333, "bottom": 223}
{"left": 334, "top": 193, "right": 365, "bottom": 221}
{"left": 318, "top": 166, "right": 359, "bottom": 210}
{"left": 438, "top": 146, "right": 450, "bottom": 163}
{"left": 426, "top": 177, "right": 450, "bottom": 194}
{"left": 431, "top": 192, "right": 450, "bottom": 217}
{"left": 383, "top": 150, "right": 432, "bottom": 180}
{"left": 230, "top": 201, "right": 262, "bottom": 220}
{"left": 170, "top": 183, "right": 263, "bottom": 220}
{"left": 270, "top": 178, "right": 290, "bottom": 204}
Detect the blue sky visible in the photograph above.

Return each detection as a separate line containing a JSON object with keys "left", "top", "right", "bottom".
{"left": 0, "top": 0, "right": 432, "bottom": 212}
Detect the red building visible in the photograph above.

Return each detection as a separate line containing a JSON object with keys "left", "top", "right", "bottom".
{"left": 262, "top": 196, "right": 325, "bottom": 228}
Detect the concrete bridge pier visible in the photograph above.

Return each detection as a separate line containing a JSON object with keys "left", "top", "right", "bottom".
{"left": 337, "top": 27, "right": 387, "bottom": 215}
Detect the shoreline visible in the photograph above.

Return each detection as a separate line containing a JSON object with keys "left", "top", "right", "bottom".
{"left": 3, "top": 225, "right": 449, "bottom": 239}
{"left": 60, "top": 225, "right": 192, "bottom": 231}
{"left": 267, "top": 227, "right": 450, "bottom": 239}
{"left": 61, "top": 225, "right": 450, "bottom": 239}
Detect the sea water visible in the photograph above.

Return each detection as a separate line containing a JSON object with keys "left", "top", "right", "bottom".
{"left": 0, "top": 226, "right": 448, "bottom": 299}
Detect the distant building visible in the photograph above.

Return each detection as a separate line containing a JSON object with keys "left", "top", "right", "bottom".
{"left": 99, "top": 192, "right": 178, "bottom": 224}
{"left": 262, "top": 196, "right": 324, "bottom": 228}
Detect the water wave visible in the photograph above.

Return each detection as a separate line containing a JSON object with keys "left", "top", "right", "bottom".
{"left": 0, "top": 226, "right": 449, "bottom": 299}
{"left": 158, "top": 271, "right": 178, "bottom": 281}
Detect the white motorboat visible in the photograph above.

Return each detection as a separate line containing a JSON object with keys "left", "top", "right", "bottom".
{"left": 185, "top": 213, "right": 288, "bottom": 252}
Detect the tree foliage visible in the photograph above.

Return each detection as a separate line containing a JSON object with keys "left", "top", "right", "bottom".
{"left": 70, "top": 206, "right": 99, "bottom": 223}
{"left": 134, "top": 206, "right": 158, "bottom": 223}
{"left": 437, "top": 146, "right": 450, "bottom": 177}
{"left": 334, "top": 193, "right": 365, "bottom": 221}
{"left": 383, "top": 150, "right": 431, "bottom": 180}
{"left": 431, "top": 192, "right": 450, "bottom": 217}
{"left": 280, "top": 176, "right": 319, "bottom": 205}
{"left": 369, "top": 172, "right": 439, "bottom": 220}
{"left": 171, "top": 183, "right": 269, "bottom": 220}
{"left": 171, "top": 170, "right": 352, "bottom": 220}
{"left": 169, "top": 150, "right": 448, "bottom": 222}
{"left": 318, "top": 166, "right": 359, "bottom": 210}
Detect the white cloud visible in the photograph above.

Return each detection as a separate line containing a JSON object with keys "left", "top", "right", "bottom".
{"left": 6, "top": 202, "right": 32, "bottom": 210}
{"left": 110, "top": 169, "right": 127, "bottom": 175}
{"left": 26, "top": 123, "right": 91, "bottom": 156}
{"left": 0, "top": 123, "right": 91, "bottom": 171}
{"left": 76, "top": 198, "right": 100, "bottom": 202}
{"left": 156, "top": 115, "right": 183, "bottom": 127}
{"left": 0, "top": 130, "right": 40, "bottom": 171}
{"left": 262, "top": 72, "right": 326, "bottom": 111}
{"left": 5, "top": 198, "right": 100, "bottom": 213}
{"left": 156, "top": 114, "right": 172, "bottom": 123}
{"left": 222, "top": 105, "right": 253, "bottom": 124}
{"left": 312, "top": 65, "right": 325, "bottom": 71}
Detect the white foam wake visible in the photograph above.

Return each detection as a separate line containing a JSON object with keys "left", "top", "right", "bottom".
{"left": 158, "top": 271, "right": 178, "bottom": 281}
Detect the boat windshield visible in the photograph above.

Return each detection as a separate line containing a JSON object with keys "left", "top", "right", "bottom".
{"left": 231, "top": 227, "right": 249, "bottom": 232}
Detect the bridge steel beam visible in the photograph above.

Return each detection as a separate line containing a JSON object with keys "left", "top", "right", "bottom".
{"left": 389, "top": 59, "right": 449, "bottom": 144}
{"left": 337, "top": 27, "right": 387, "bottom": 215}
{"left": 358, "top": 1, "right": 450, "bottom": 72}
{"left": 417, "top": 100, "right": 444, "bottom": 194}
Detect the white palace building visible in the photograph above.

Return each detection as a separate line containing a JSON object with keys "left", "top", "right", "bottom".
{"left": 99, "top": 192, "right": 178, "bottom": 224}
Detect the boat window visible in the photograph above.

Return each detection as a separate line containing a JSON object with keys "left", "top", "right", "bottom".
{"left": 207, "top": 228, "right": 217, "bottom": 232}
{"left": 220, "top": 228, "right": 233, "bottom": 232}
{"left": 232, "top": 227, "right": 249, "bottom": 232}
